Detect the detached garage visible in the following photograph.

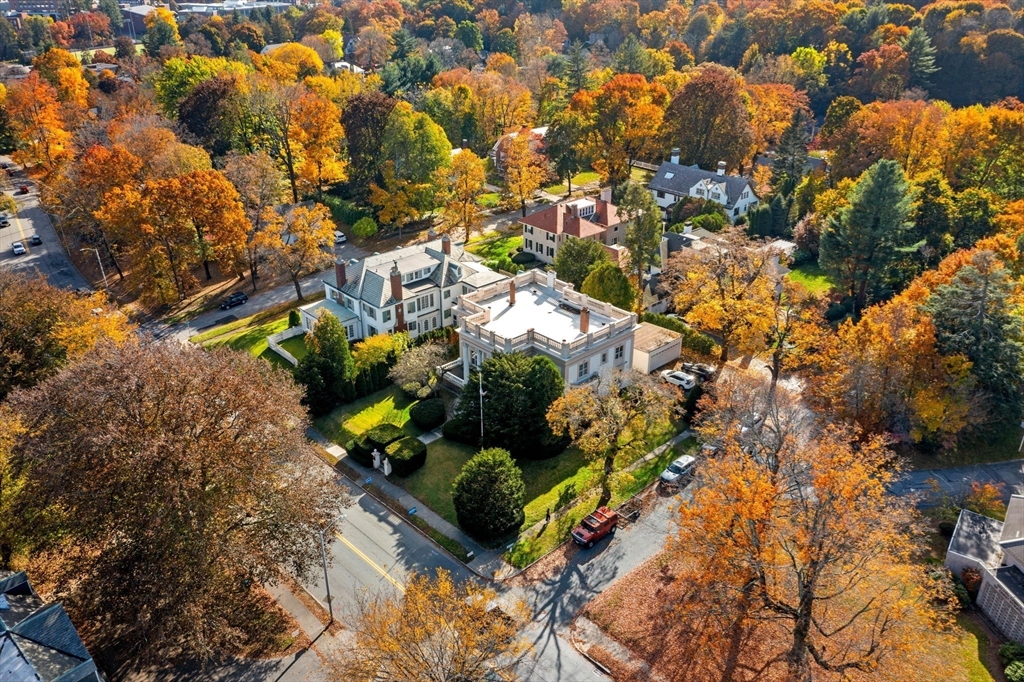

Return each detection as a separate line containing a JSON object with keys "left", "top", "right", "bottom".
{"left": 632, "top": 322, "right": 682, "bottom": 374}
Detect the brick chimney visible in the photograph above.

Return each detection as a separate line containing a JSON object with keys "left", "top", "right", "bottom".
{"left": 580, "top": 307, "right": 590, "bottom": 334}
{"left": 441, "top": 234, "right": 451, "bottom": 255}
{"left": 717, "top": 161, "right": 726, "bottom": 176}
{"left": 509, "top": 279, "right": 516, "bottom": 306}
{"left": 335, "top": 259, "right": 346, "bottom": 287}
{"left": 570, "top": 202, "right": 579, "bottom": 217}
{"left": 391, "top": 262, "right": 406, "bottom": 331}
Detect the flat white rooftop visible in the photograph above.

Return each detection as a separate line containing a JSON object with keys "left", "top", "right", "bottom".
{"left": 475, "top": 284, "right": 619, "bottom": 342}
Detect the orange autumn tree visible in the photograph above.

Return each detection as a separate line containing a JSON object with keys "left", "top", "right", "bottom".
{"left": 502, "top": 131, "right": 546, "bottom": 217}
{"left": 258, "top": 202, "right": 336, "bottom": 300}
{"left": 292, "top": 89, "right": 345, "bottom": 198}
{"left": 434, "top": 149, "right": 486, "bottom": 244}
{"left": 667, "top": 421, "right": 959, "bottom": 682}
{"left": 6, "top": 73, "right": 72, "bottom": 172}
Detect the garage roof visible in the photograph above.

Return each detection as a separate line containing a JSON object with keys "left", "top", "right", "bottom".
{"left": 634, "top": 322, "right": 681, "bottom": 352}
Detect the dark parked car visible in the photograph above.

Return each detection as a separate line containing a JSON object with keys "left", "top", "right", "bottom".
{"left": 28, "top": 234, "right": 41, "bottom": 245}
{"left": 17, "top": 185, "right": 29, "bottom": 194}
{"left": 220, "top": 291, "right": 248, "bottom": 309}
{"left": 0, "top": 219, "right": 9, "bottom": 228}
{"left": 681, "top": 362, "right": 716, "bottom": 381}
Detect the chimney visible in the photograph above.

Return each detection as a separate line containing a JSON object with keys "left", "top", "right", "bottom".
{"left": 580, "top": 307, "right": 590, "bottom": 334}
{"left": 508, "top": 279, "right": 516, "bottom": 306}
{"left": 390, "top": 262, "right": 403, "bottom": 302}
{"left": 660, "top": 235, "right": 668, "bottom": 267}
{"left": 335, "top": 259, "right": 347, "bottom": 287}
{"left": 391, "top": 263, "right": 406, "bottom": 331}
{"left": 717, "top": 161, "right": 726, "bottom": 176}
{"left": 441, "top": 234, "right": 451, "bottom": 255}
{"left": 600, "top": 187, "right": 611, "bottom": 203}
{"left": 546, "top": 270, "right": 556, "bottom": 288}
{"left": 684, "top": 221, "right": 693, "bottom": 234}
{"left": 570, "top": 202, "right": 579, "bottom": 217}
{"left": 671, "top": 148, "right": 680, "bottom": 165}
{"left": 461, "top": 138, "right": 468, "bottom": 148}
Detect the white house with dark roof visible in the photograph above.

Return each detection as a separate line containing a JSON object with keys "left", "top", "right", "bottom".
{"left": 649, "top": 150, "right": 759, "bottom": 221}
{"left": 946, "top": 494, "right": 1024, "bottom": 642}
{"left": 299, "top": 236, "right": 506, "bottom": 341}
{"left": 447, "top": 269, "right": 638, "bottom": 387}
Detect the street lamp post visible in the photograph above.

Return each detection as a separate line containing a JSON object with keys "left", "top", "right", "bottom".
{"left": 318, "top": 512, "right": 347, "bottom": 625}
{"left": 80, "top": 247, "right": 107, "bottom": 290}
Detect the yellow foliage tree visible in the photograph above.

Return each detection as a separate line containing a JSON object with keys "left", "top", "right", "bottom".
{"left": 267, "top": 43, "right": 324, "bottom": 80}
{"left": 258, "top": 202, "right": 336, "bottom": 300}
{"left": 369, "top": 161, "right": 422, "bottom": 238}
{"left": 6, "top": 73, "right": 72, "bottom": 172}
{"left": 292, "top": 90, "right": 345, "bottom": 197}
{"left": 435, "top": 149, "right": 486, "bottom": 244}
{"left": 502, "top": 131, "right": 546, "bottom": 217}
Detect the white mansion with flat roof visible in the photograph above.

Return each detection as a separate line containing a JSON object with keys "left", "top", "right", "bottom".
{"left": 446, "top": 269, "right": 639, "bottom": 387}
{"left": 299, "top": 236, "right": 505, "bottom": 341}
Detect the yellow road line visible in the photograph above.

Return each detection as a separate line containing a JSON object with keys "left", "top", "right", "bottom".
{"left": 334, "top": 531, "right": 405, "bottom": 593}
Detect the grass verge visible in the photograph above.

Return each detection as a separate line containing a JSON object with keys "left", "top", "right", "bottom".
{"left": 313, "top": 386, "right": 423, "bottom": 444}
{"left": 543, "top": 171, "right": 602, "bottom": 195}
{"left": 956, "top": 612, "right": 997, "bottom": 682}
{"left": 477, "top": 192, "right": 501, "bottom": 208}
{"left": 788, "top": 262, "right": 836, "bottom": 296}
{"left": 465, "top": 232, "right": 523, "bottom": 261}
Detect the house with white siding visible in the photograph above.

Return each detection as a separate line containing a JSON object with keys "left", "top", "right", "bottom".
{"left": 649, "top": 150, "right": 759, "bottom": 221}
{"left": 446, "top": 269, "right": 638, "bottom": 387}
{"left": 299, "top": 236, "right": 505, "bottom": 341}
{"left": 946, "top": 495, "right": 1024, "bottom": 643}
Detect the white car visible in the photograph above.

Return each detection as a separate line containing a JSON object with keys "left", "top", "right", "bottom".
{"left": 11, "top": 241, "right": 25, "bottom": 255}
{"left": 660, "top": 369, "right": 697, "bottom": 390}
{"left": 659, "top": 454, "right": 696, "bottom": 485}
{"left": 740, "top": 412, "right": 765, "bottom": 436}
{"left": 334, "top": 230, "right": 347, "bottom": 244}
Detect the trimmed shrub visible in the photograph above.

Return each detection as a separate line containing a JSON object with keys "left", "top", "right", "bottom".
{"left": 641, "top": 313, "right": 716, "bottom": 357}
{"left": 401, "top": 382, "right": 422, "bottom": 399}
{"left": 385, "top": 436, "right": 427, "bottom": 476}
{"left": 952, "top": 582, "right": 970, "bottom": 607}
{"left": 415, "top": 386, "right": 433, "bottom": 400}
{"left": 938, "top": 520, "right": 956, "bottom": 539}
{"left": 288, "top": 309, "right": 301, "bottom": 327}
{"left": 410, "top": 398, "right": 446, "bottom": 430}
{"left": 366, "top": 423, "right": 404, "bottom": 453}
{"left": 345, "top": 437, "right": 373, "bottom": 467}
{"left": 442, "top": 417, "right": 476, "bottom": 444}
{"left": 1007, "top": 661, "right": 1024, "bottom": 682}
{"left": 511, "top": 250, "right": 536, "bottom": 265}
{"left": 1000, "top": 643, "right": 1024, "bottom": 666}
{"left": 452, "top": 448, "right": 525, "bottom": 541}
{"left": 961, "top": 567, "right": 982, "bottom": 594}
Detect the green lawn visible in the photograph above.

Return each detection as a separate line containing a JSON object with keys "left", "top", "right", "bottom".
{"left": 200, "top": 314, "right": 290, "bottom": 357}
{"left": 401, "top": 438, "right": 477, "bottom": 526}
{"left": 956, "top": 612, "right": 996, "bottom": 682}
{"left": 465, "top": 232, "right": 523, "bottom": 261}
{"left": 630, "top": 167, "right": 654, "bottom": 183}
{"left": 908, "top": 419, "right": 1024, "bottom": 470}
{"left": 476, "top": 192, "right": 501, "bottom": 208}
{"left": 278, "top": 334, "right": 308, "bottom": 361}
{"left": 314, "top": 386, "right": 424, "bottom": 445}
{"left": 787, "top": 262, "right": 836, "bottom": 296}
{"left": 543, "top": 171, "right": 602, "bottom": 195}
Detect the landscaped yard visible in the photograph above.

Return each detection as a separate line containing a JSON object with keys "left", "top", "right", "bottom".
{"left": 476, "top": 192, "right": 501, "bottom": 208}
{"left": 543, "top": 171, "right": 602, "bottom": 195}
{"left": 313, "top": 385, "right": 424, "bottom": 445}
{"left": 278, "top": 334, "right": 308, "bottom": 361}
{"left": 194, "top": 311, "right": 294, "bottom": 370}
{"left": 465, "top": 232, "right": 523, "bottom": 261}
{"left": 788, "top": 262, "right": 836, "bottom": 296}
{"left": 955, "top": 612, "right": 998, "bottom": 682}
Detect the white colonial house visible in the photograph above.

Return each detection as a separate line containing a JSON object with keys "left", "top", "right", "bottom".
{"left": 648, "top": 151, "right": 760, "bottom": 221}
{"left": 445, "top": 269, "right": 638, "bottom": 387}
{"left": 946, "top": 494, "right": 1024, "bottom": 643}
{"left": 299, "top": 236, "right": 506, "bottom": 341}
{"left": 520, "top": 188, "right": 625, "bottom": 265}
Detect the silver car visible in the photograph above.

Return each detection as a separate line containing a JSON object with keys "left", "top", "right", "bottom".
{"left": 660, "top": 369, "right": 697, "bottom": 390}
{"left": 660, "top": 454, "right": 696, "bottom": 485}
{"left": 11, "top": 241, "right": 25, "bottom": 255}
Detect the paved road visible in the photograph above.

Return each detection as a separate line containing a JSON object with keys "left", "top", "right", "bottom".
{"left": 891, "top": 458, "right": 1024, "bottom": 503}
{"left": 0, "top": 160, "right": 89, "bottom": 291}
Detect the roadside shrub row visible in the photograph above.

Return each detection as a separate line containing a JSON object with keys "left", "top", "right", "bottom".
{"left": 641, "top": 313, "right": 717, "bottom": 357}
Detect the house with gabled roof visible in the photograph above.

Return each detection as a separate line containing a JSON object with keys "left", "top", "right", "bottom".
{"left": 946, "top": 494, "right": 1024, "bottom": 643}
{"left": 0, "top": 571, "right": 102, "bottom": 682}
{"left": 649, "top": 151, "right": 760, "bottom": 221}
{"left": 299, "top": 236, "right": 506, "bottom": 342}
{"left": 520, "top": 188, "right": 625, "bottom": 265}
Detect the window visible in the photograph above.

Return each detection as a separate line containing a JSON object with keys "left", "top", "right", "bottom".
{"left": 525, "top": 239, "right": 533, "bottom": 249}
{"left": 418, "top": 294, "right": 432, "bottom": 310}
{"left": 444, "top": 289, "right": 450, "bottom": 299}
{"left": 612, "top": 238, "right": 617, "bottom": 244}
{"left": 664, "top": 172, "right": 675, "bottom": 179}
{"left": 547, "top": 232, "right": 555, "bottom": 242}
{"left": 524, "top": 225, "right": 533, "bottom": 234}
{"left": 577, "top": 361, "right": 589, "bottom": 379}
{"left": 368, "top": 326, "right": 377, "bottom": 336}
{"left": 382, "top": 309, "right": 392, "bottom": 323}
{"left": 536, "top": 243, "right": 543, "bottom": 253}
{"left": 696, "top": 188, "right": 705, "bottom": 196}
{"left": 733, "top": 208, "right": 740, "bottom": 216}
{"left": 432, "top": 316, "right": 438, "bottom": 329}
{"left": 712, "top": 192, "right": 721, "bottom": 200}
{"left": 614, "top": 345, "right": 624, "bottom": 360}
{"left": 547, "top": 246, "right": 554, "bottom": 257}
{"left": 601, "top": 351, "right": 608, "bottom": 364}
{"left": 462, "top": 285, "right": 469, "bottom": 294}
{"left": 408, "top": 321, "right": 417, "bottom": 331}
{"left": 366, "top": 307, "right": 376, "bottom": 320}
{"left": 347, "top": 324, "right": 356, "bottom": 338}
{"left": 444, "top": 309, "right": 451, "bottom": 319}
{"left": 656, "top": 191, "right": 665, "bottom": 199}
{"left": 407, "top": 302, "right": 416, "bottom": 314}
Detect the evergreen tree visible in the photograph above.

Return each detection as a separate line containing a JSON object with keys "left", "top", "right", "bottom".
{"left": 621, "top": 181, "right": 664, "bottom": 310}
{"left": 98, "top": 0, "right": 123, "bottom": 28}
{"left": 581, "top": 261, "right": 637, "bottom": 311}
{"left": 925, "top": 251, "right": 1024, "bottom": 417}
{"left": 771, "top": 109, "right": 810, "bottom": 194}
{"left": 901, "top": 26, "right": 938, "bottom": 89}
{"left": 452, "top": 353, "right": 564, "bottom": 458}
{"left": 746, "top": 203, "right": 773, "bottom": 238}
{"left": 819, "top": 160, "right": 915, "bottom": 312}
{"left": 564, "top": 40, "right": 591, "bottom": 93}
{"left": 769, "top": 194, "right": 790, "bottom": 237}
{"left": 455, "top": 21, "right": 482, "bottom": 52}
{"left": 452, "top": 448, "right": 525, "bottom": 540}
{"left": 552, "top": 236, "right": 610, "bottom": 289}
{"left": 613, "top": 34, "right": 652, "bottom": 78}
{"left": 294, "top": 312, "right": 355, "bottom": 415}
{"left": 546, "top": 112, "right": 584, "bottom": 194}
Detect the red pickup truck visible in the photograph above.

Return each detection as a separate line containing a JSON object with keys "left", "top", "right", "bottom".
{"left": 571, "top": 507, "right": 619, "bottom": 548}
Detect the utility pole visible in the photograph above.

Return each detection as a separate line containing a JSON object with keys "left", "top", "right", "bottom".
{"left": 81, "top": 247, "right": 107, "bottom": 290}
{"left": 318, "top": 513, "right": 347, "bottom": 625}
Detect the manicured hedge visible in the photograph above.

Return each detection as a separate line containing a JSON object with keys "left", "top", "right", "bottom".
{"left": 410, "top": 398, "right": 446, "bottom": 430}
{"left": 345, "top": 437, "right": 373, "bottom": 467}
{"left": 511, "top": 250, "right": 536, "bottom": 265}
{"left": 442, "top": 416, "right": 477, "bottom": 444}
{"left": 366, "top": 423, "right": 404, "bottom": 453}
{"left": 385, "top": 436, "right": 427, "bottom": 476}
